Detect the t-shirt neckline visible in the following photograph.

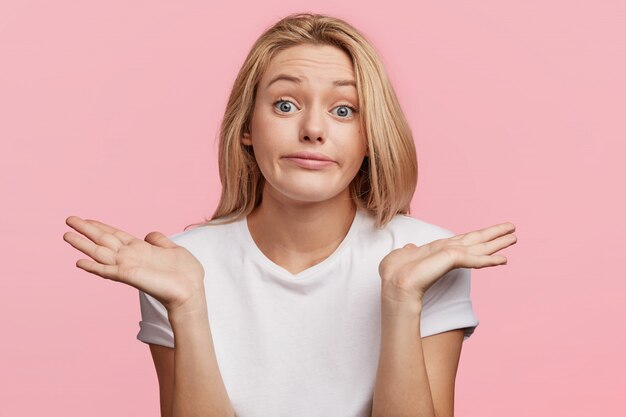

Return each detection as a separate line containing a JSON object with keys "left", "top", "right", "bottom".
{"left": 237, "top": 207, "right": 364, "bottom": 281}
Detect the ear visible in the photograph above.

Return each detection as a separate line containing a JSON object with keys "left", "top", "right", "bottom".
{"left": 242, "top": 131, "right": 252, "bottom": 146}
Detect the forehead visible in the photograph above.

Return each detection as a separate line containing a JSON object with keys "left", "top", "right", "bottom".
{"left": 261, "top": 44, "right": 356, "bottom": 89}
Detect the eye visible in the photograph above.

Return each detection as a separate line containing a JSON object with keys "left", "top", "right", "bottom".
{"left": 273, "top": 99, "right": 298, "bottom": 113}
{"left": 331, "top": 104, "right": 358, "bottom": 119}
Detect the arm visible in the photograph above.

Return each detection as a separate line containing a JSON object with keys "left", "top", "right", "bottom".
{"left": 149, "top": 344, "right": 175, "bottom": 417}
{"left": 373, "top": 222, "right": 516, "bottom": 416}
{"left": 150, "top": 296, "right": 234, "bottom": 417}
{"left": 145, "top": 296, "right": 235, "bottom": 417}
{"left": 61, "top": 218, "right": 236, "bottom": 416}
{"left": 168, "top": 293, "right": 236, "bottom": 417}
{"left": 371, "top": 298, "right": 464, "bottom": 417}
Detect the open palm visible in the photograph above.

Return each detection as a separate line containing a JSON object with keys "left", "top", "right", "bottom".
{"left": 379, "top": 222, "right": 517, "bottom": 305}
{"left": 63, "top": 216, "right": 205, "bottom": 313}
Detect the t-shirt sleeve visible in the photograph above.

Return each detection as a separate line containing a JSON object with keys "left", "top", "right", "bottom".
{"left": 136, "top": 290, "right": 175, "bottom": 348}
{"left": 419, "top": 266, "right": 479, "bottom": 341}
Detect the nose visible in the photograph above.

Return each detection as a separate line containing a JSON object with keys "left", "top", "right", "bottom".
{"left": 300, "top": 103, "right": 326, "bottom": 143}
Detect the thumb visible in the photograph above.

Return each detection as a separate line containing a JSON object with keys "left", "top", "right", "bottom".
{"left": 144, "top": 231, "right": 178, "bottom": 248}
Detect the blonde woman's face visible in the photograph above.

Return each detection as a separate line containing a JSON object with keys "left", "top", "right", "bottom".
{"left": 242, "top": 44, "right": 368, "bottom": 205}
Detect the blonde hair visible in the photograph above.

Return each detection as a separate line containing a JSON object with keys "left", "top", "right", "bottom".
{"left": 186, "top": 12, "right": 417, "bottom": 230}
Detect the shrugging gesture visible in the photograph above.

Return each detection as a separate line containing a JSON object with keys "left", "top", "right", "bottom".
{"left": 379, "top": 222, "right": 517, "bottom": 307}
{"left": 63, "top": 216, "right": 205, "bottom": 314}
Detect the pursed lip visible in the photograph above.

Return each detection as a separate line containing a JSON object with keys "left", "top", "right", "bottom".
{"left": 282, "top": 151, "right": 336, "bottom": 162}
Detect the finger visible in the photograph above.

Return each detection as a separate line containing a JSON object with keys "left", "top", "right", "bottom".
{"left": 145, "top": 231, "right": 178, "bottom": 249}
{"left": 468, "top": 233, "right": 517, "bottom": 257}
{"left": 65, "top": 216, "right": 123, "bottom": 251}
{"left": 84, "top": 219, "right": 137, "bottom": 245}
{"left": 63, "top": 231, "right": 117, "bottom": 265}
{"left": 458, "top": 222, "right": 516, "bottom": 246}
{"left": 459, "top": 253, "right": 508, "bottom": 269}
{"left": 76, "top": 258, "right": 122, "bottom": 281}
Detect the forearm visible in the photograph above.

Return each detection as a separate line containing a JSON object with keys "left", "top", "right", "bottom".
{"left": 168, "top": 294, "right": 236, "bottom": 417}
{"left": 371, "top": 296, "right": 435, "bottom": 417}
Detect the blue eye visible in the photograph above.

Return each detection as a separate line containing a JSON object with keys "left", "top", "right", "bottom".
{"left": 273, "top": 99, "right": 298, "bottom": 113}
{"left": 331, "top": 104, "right": 358, "bottom": 118}
{"left": 274, "top": 99, "right": 357, "bottom": 119}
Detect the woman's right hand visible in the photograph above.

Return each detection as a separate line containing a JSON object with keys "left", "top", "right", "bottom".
{"left": 63, "top": 216, "right": 205, "bottom": 315}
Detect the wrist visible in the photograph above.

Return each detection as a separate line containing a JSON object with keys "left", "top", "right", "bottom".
{"left": 381, "top": 299, "right": 422, "bottom": 322}
{"left": 381, "top": 300, "right": 422, "bottom": 320}
{"left": 168, "top": 293, "right": 208, "bottom": 323}
{"left": 381, "top": 284, "right": 423, "bottom": 314}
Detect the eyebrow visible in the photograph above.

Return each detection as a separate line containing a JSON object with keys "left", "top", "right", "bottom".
{"left": 265, "top": 74, "right": 357, "bottom": 89}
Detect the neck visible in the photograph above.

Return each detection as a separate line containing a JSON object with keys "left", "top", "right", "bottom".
{"left": 246, "top": 185, "right": 357, "bottom": 274}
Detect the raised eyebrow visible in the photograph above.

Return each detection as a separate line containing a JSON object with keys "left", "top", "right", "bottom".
{"left": 266, "top": 74, "right": 300, "bottom": 89}
{"left": 333, "top": 79, "right": 357, "bottom": 88}
{"left": 265, "top": 74, "right": 357, "bottom": 89}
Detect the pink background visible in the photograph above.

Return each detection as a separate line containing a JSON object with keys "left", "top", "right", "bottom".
{"left": 2, "top": 0, "right": 624, "bottom": 415}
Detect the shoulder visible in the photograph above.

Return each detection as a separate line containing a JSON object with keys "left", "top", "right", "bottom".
{"left": 165, "top": 218, "right": 242, "bottom": 255}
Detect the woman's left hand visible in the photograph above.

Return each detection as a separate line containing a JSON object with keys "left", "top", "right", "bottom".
{"left": 378, "top": 222, "right": 517, "bottom": 306}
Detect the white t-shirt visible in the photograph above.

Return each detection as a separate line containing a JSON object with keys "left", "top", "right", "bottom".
{"left": 137, "top": 206, "right": 479, "bottom": 417}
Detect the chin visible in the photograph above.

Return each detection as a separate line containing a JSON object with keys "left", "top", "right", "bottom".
{"left": 275, "top": 185, "right": 344, "bottom": 204}
{"left": 284, "top": 191, "right": 341, "bottom": 204}
{"left": 264, "top": 176, "right": 350, "bottom": 203}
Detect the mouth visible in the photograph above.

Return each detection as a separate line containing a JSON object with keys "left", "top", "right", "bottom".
{"left": 283, "top": 151, "right": 335, "bottom": 162}
{"left": 282, "top": 157, "right": 336, "bottom": 170}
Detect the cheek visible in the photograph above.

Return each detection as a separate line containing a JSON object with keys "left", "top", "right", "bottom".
{"left": 249, "top": 115, "right": 276, "bottom": 153}
{"left": 250, "top": 108, "right": 270, "bottom": 134}
{"left": 345, "top": 132, "right": 368, "bottom": 160}
{"left": 252, "top": 142, "right": 275, "bottom": 173}
{"left": 252, "top": 113, "right": 294, "bottom": 144}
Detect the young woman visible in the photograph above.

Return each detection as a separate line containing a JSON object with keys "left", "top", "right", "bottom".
{"left": 63, "top": 13, "right": 516, "bottom": 417}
